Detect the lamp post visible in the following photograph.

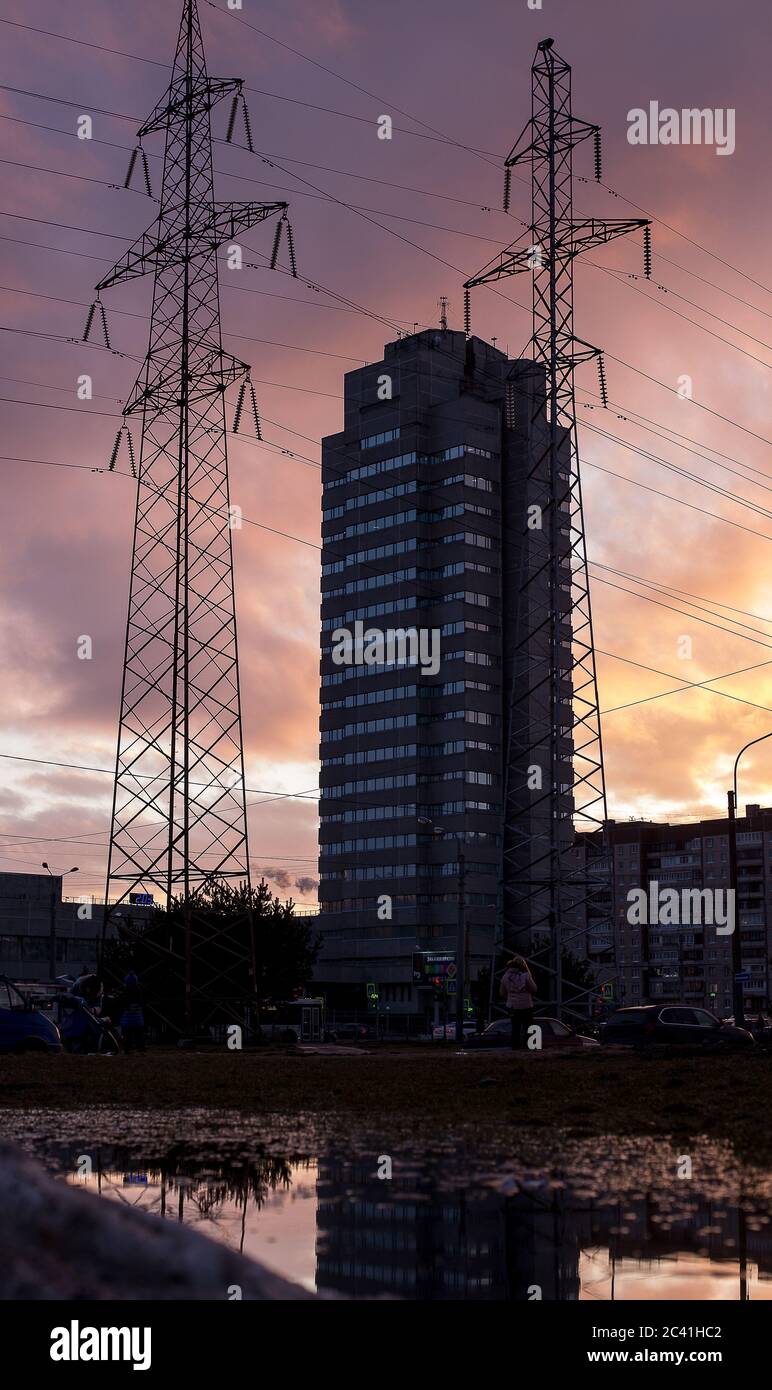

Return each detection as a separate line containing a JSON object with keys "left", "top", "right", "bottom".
{"left": 42, "top": 862, "right": 79, "bottom": 980}
{"left": 418, "top": 818, "right": 467, "bottom": 1042}
{"left": 727, "top": 731, "right": 772, "bottom": 1029}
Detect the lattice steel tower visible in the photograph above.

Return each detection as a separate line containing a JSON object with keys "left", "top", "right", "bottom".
{"left": 465, "top": 38, "right": 650, "bottom": 1012}
{"left": 97, "top": 0, "right": 287, "bottom": 923}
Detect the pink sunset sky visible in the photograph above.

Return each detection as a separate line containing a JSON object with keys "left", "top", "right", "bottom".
{"left": 1, "top": 0, "right": 772, "bottom": 903}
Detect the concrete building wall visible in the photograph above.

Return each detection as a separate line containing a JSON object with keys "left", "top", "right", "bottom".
{"left": 315, "top": 328, "right": 565, "bottom": 1021}
{"left": 606, "top": 806, "right": 772, "bottom": 1014}
{"left": 0, "top": 872, "right": 152, "bottom": 983}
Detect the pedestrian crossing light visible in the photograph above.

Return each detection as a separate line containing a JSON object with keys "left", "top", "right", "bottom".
{"left": 366, "top": 982, "right": 379, "bottom": 1008}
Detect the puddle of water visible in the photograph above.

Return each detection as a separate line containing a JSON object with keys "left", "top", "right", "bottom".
{"left": 7, "top": 1109, "right": 772, "bottom": 1300}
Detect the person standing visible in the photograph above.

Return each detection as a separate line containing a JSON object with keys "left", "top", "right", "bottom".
{"left": 500, "top": 956, "right": 537, "bottom": 1050}
{"left": 119, "top": 971, "right": 146, "bottom": 1054}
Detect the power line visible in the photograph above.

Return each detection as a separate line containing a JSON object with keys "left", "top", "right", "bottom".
{"left": 5, "top": 176, "right": 772, "bottom": 464}
{"left": 587, "top": 258, "right": 772, "bottom": 375}
{"left": 591, "top": 574, "right": 772, "bottom": 650}
{"left": 579, "top": 386, "right": 772, "bottom": 492}
{"left": 5, "top": 94, "right": 771, "bottom": 376}
{"left": 2, "top": 164, "right": 768, "bottom": 657}
{"left": 590, "top": 561, "right": 772, "bottom": 628}
{"left": 0, "top": 750, "right": 321, "bottom": 802}
{"left": 581, "top": 455, "right": 772, "bottom": 544}
{"left": 581, "top": 420, "right": 772, "bottom": 520}
{"left": 8, "top": 14, "right": 770, "bottom": 853}
{"left": 0, "top": 285, "right": 368, "bottom": 362}
{"left": 2, "top": 25, "right": 771, "bottom": 316}
{"left": 0, "top": 109, "right": 511, "bottom": 215}
{"left": 19, "top": 126, "right": 772, "bottom": 376}
{"left": 599, "top": 650, "right": 772, "bottom": 718}
{"left": 7, "top": 369, "right": 772, "bottom": 553}
{"left": 11, "top": 233, "right": 771, "bottom": 499}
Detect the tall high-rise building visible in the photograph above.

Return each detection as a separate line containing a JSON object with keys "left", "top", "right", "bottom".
{"left": 315, "top": 327, "right": 573, "bottom": 1025}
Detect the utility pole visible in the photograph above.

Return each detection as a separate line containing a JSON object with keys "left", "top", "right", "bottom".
{"left": 418, "top": 817, "right": 467, "bottom": 1040}
{"left": 464, "top": 38, "right": 651, "bottom": 1018}
{"left": 47, "top": 875, "right": 60, "bottom": 982}
{"left": 42, "top": 863, "right": 78, "bottom": 980}
{"left": 90, "top": 0, "right": 289, "bottom": 1023}
{"left": 727, "top": 789, "right": 744, "bottom": 1028}
{"left": 728, "top": 731, "right": 772, "bottom": 1029}
{"left": 92, "top": 0, "right": 291, "bottom": 1031}
{"left": 455, "top": 843, "right": 467, "bottom": 1043}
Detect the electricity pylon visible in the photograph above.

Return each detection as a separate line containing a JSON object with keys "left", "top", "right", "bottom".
{"left": 94, "top": 0, "right": 288, "bottom": 1027}
{"left": 465, "top": 38, "right": 651, "bottom": 1016}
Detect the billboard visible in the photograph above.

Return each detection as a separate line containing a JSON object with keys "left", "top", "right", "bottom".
{"left": 412, "top": 951, "right": 456, "bottom": 984}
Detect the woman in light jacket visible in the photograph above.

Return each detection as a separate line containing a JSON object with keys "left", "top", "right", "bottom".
{"left": 500, "top": 956, "right": 537, "bottom": 1050}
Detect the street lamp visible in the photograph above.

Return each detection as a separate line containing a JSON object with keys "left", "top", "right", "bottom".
{"left": 418, "top": 818, "right": 467, "bottom": 1043}
{"left": 42, "top": 862, "right": 79, "bottom": 980}
{"left": 727, "top": 731, "right": 772, "bottom": 1030}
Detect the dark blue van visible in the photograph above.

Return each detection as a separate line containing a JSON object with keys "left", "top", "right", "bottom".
{"left": 0, "top": 975, "right": 62, "bottom": 1053}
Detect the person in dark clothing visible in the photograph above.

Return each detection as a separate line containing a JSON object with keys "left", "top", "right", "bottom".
{"left": 119, "top": 971, "right": 146, "bottom": 1053}
{"left": 499, "top": 956, "right": 537, "bottom": 1050}
{"left": 73, "top": 970, "right": 103, "bottom": 1010}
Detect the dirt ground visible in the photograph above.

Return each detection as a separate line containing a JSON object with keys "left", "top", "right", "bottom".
{"left": 2, "top": 1045, "right": 771, "bottom": 1157}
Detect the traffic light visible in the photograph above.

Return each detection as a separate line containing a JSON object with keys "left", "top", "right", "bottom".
{"left": 366, "top": 982, "right": 379, "bottom": 1010}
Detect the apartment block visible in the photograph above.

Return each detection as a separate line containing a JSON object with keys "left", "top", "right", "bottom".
{"left": 315, "top": 327, "right": 566, "bottom": 1023}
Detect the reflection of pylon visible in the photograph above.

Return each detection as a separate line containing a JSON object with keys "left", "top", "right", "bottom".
{"left": 465, "top": 38, "right": 651, "bottom": 1018}
{"left": 96, "top": 0, "right": 290, "bottom": 1029}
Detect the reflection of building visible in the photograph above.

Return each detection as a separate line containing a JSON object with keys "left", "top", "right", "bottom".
{"left": 316, "top": 1158, "right": 772, "bottom": 1301}
{"left": 315, "top": 1158, "right": 582, "bottom": 1300}
{"left": 582, "top": 1193, "right": 772, "bottom": 1300}
{"left": 0, "top": 872, "right": 151, "bottom": 982}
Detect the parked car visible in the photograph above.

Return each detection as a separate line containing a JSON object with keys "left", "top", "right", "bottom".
{"left": 52, "top": 993, "right": 121, "bottom": 1054}
{"left": 326, "top": 1023, "right": 376, "bottom": 1042}
{"left": 721, "top": 1014, "right": 769, "bottom": 1036}
{"left": 464, "top": 1016, "right": 599, "bottom": 1050}
{"left": 600, "top": 1005, "right": 754, "bottom": 1048}
{"left": 0, "top": 975, "right": 62, "bottom": 1054}
{"left": 432, "top": 1021, "right": 479, "bottom": 1041}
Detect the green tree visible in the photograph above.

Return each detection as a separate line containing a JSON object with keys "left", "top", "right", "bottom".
{"left": 102, "top": 878, "right": 320, "bottom": 1035}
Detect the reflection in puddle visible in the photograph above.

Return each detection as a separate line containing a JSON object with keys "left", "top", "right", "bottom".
{"left": 10, "top": 1115, "right": 772, "bottom": 1300}
{"left": 66, "top": 1160, "right": 319, "bottom": 1294}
